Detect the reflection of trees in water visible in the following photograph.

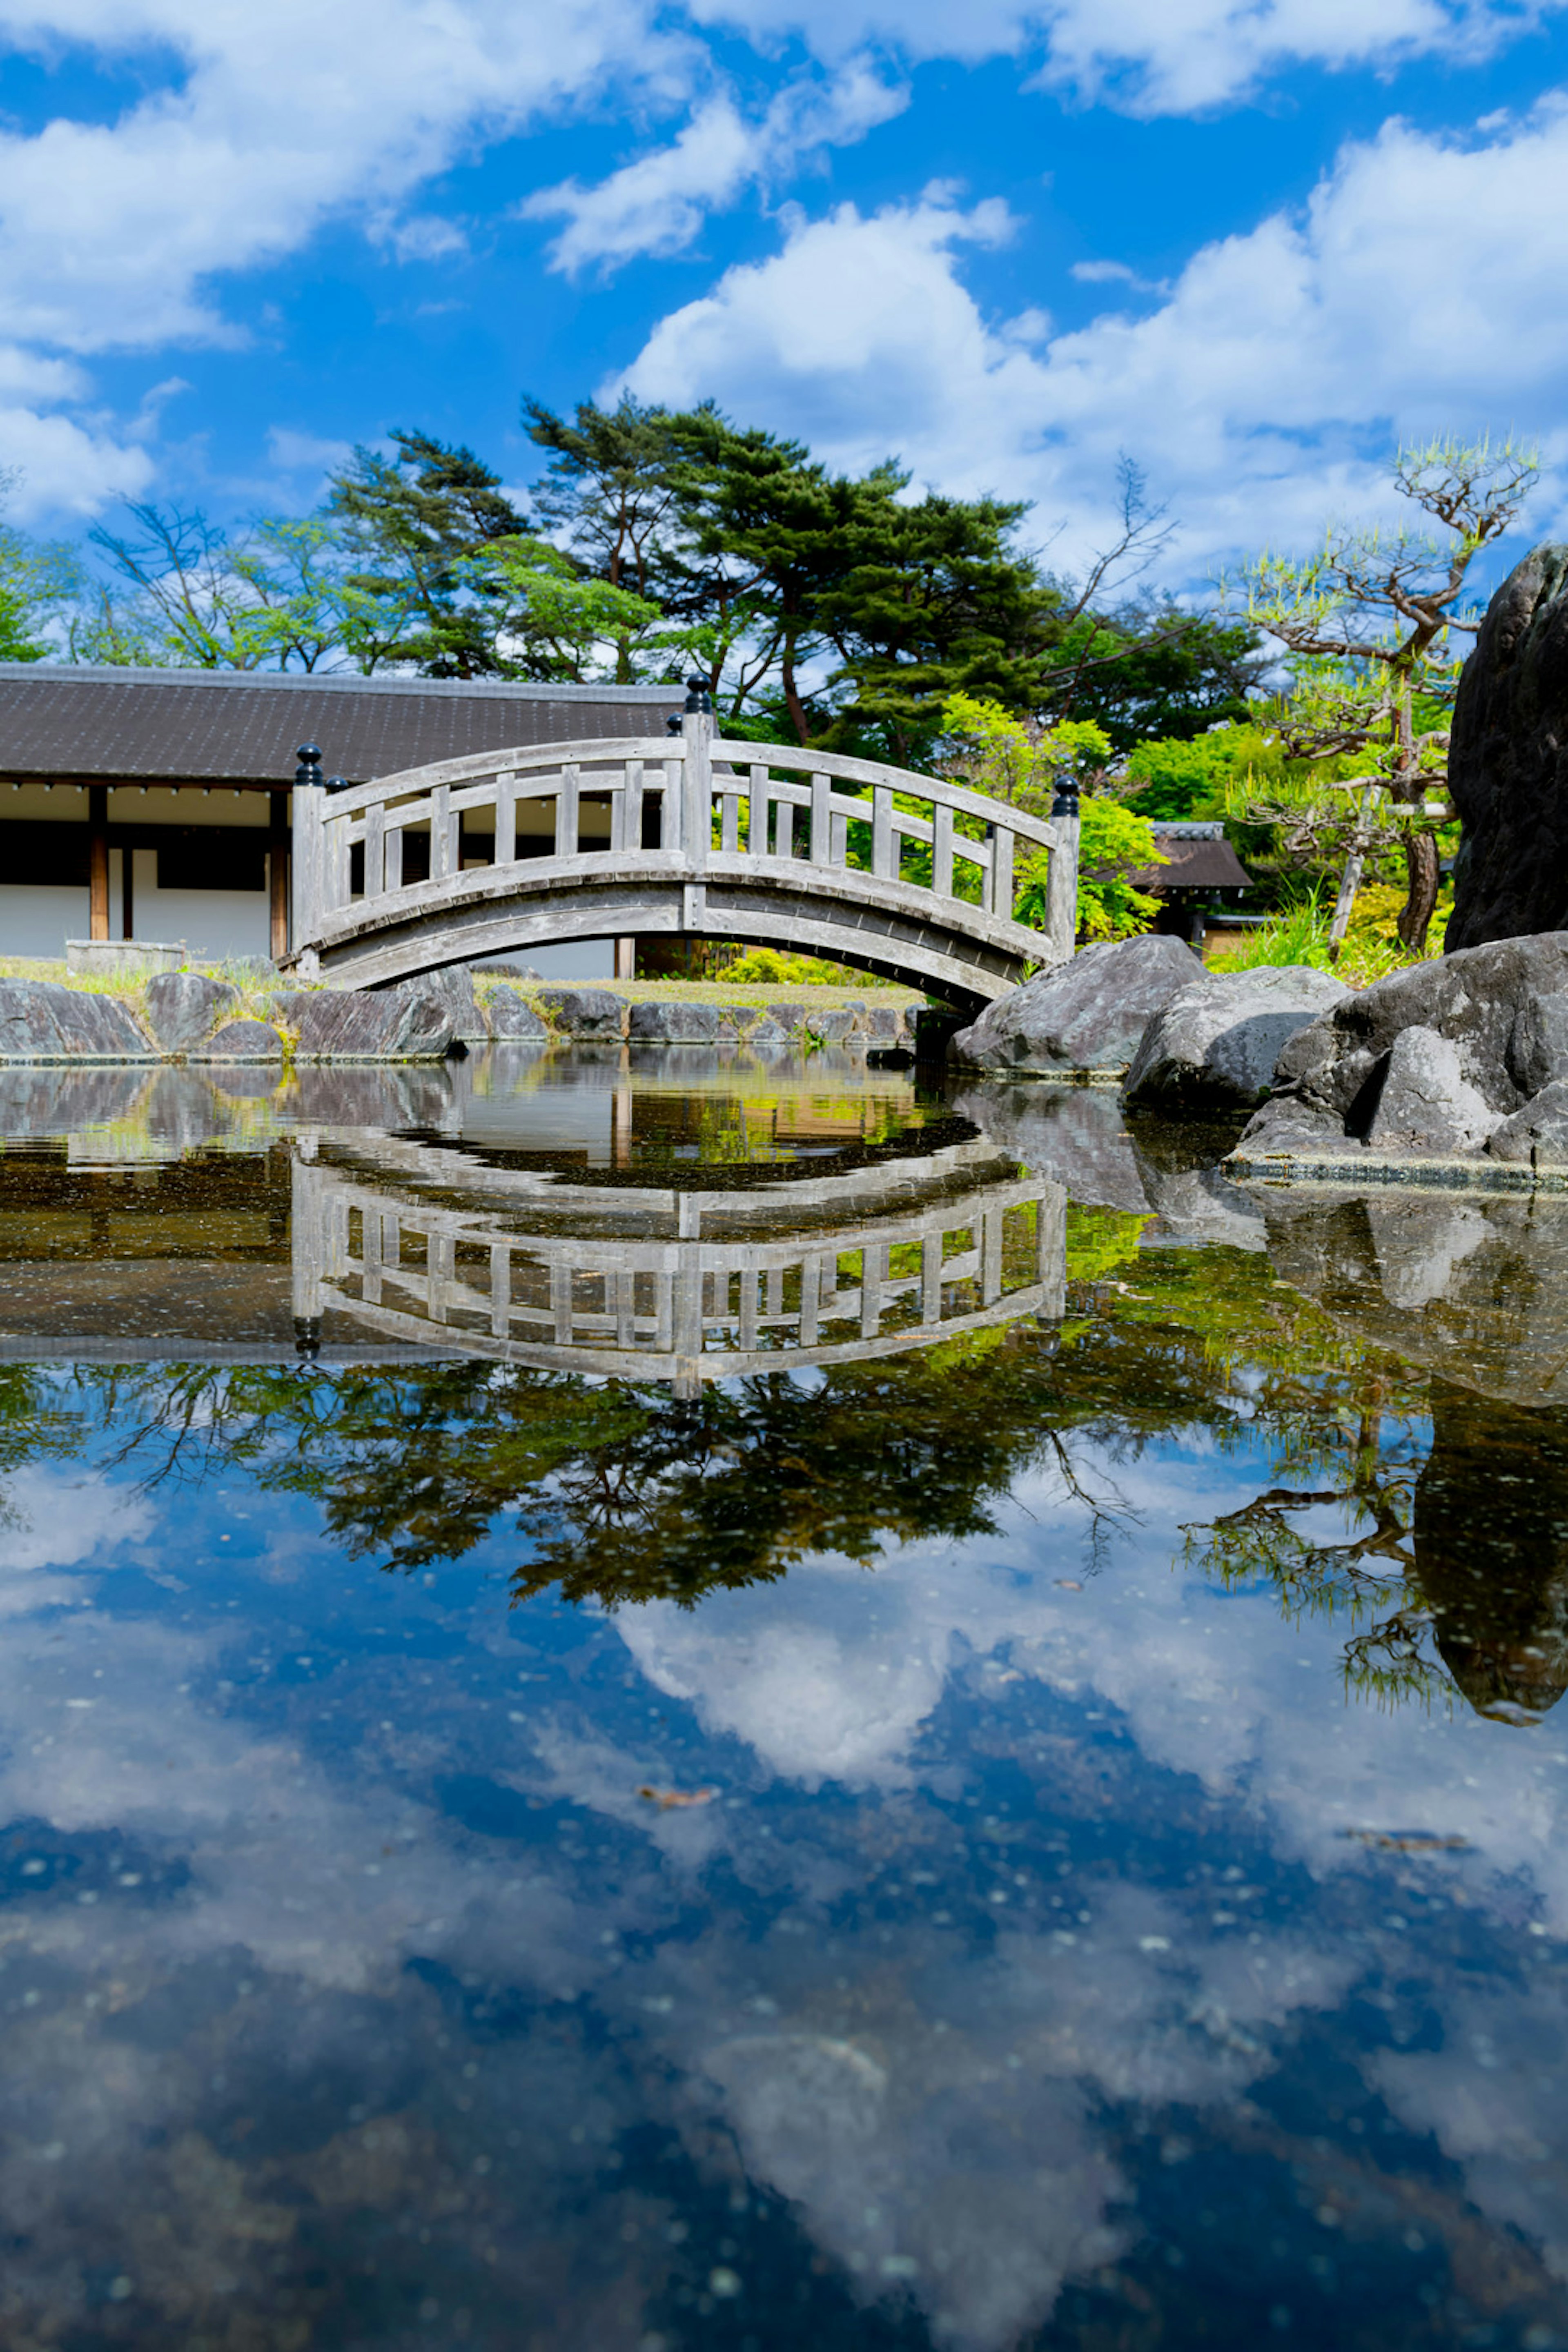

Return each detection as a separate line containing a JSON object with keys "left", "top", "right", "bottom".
{"left": 1184, "top": 1374, "right": 1568, "bottom": 1725}
{"left": 15, "top": 1239, "right": 1567, "bottom": 1720}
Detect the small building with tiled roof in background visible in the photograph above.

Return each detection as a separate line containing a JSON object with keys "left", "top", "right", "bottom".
{"left": 0, "top": 664, "right": 675, "bottom": 972}
{"left": 1121, "top": 820, "right": 1254, "bottom": 953}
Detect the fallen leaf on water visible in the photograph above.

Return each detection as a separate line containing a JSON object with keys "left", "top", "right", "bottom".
{"left": 639, "top": 1785, "right": 719, "bottom": 1811}
{"left": 1055, "top": 1579, "right": 1083, "bottom": 1592}
{"left": 1340, "top": 1829, "right": 1468, "bottom": 1852}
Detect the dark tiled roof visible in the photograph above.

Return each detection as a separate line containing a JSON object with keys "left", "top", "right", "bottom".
{"left": 0, "top": 665, "right": 679, "bottom": 785}
{"left": 1125, "top": 826, "right": 1252, "bottom": 893}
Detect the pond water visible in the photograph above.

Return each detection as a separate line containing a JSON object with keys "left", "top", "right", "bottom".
{"left": 2, "top": 1048, "right": 1568, "bottom": 2351}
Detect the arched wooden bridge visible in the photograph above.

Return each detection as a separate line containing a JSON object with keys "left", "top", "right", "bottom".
{"left": 292, "top": 1138, "right": 1067, "bottom": 1394}
{"left": 289, "top": 707, "right": 1080, "bottom": 1008}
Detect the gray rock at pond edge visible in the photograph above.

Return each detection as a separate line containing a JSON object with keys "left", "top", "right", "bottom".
{"left": 747, "top": 1018, "right": 790, "bottom": 1050}
{"left": 189, "top": 1019, "right": 285, "bottom": 1061}
{"left": 537, "top": 987, "right": 626, "bottom": 1039}
{"left": 810, "top": 1006, "right": 864, "bottom": 1042}
{"left": 1363, "top": 1025, "right": 1502, "bottom": 1154}
{"left": 402, "top": 965, "right": 488, "bottom": 1042}
{"left": 0, "top": 978, "right": 157, "bottom": 1061}
{"left": 483, "top": 985, "right": 549, "bottom": 1042}
{"left": 949, "top": 935, "right": 1204, "bottom": 1076}
{"left": 1124, "top": 965, "right": 1349, "bottom": 1111}
{"left": 1238, "top": 931, "right": 1568, "bottom": 1159}
{"left": 1485, "top": 1077, "right": 1568, "bottom": 1165}
{"left": 273, "top": 985, "right": 458, "bottom": 1062}
{"left": 628, "top": 1000, "right": 723, "bottom": 1043}
{"left": 143, "top": 971, "right": 241, "bottom": 1054}
{"left": 1447, "top": 541, "right": 1568, "bottom": 949}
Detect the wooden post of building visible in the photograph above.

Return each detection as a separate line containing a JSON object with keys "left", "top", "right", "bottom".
{"left": 87, "top": 785, "right": 109, "bottom": 941}
{"left": 269, "top": 789, "right": 290, "bottom": 962}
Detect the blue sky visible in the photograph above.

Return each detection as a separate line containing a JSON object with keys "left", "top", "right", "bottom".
{"left": 2, "top": 0, "right": 1568, "bottom": 590}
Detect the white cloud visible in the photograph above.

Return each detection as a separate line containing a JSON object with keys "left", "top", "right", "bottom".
{"left": 614, "top": 101, "right": 1568, "bottom": 578}
{"left": 522, "top": 59, "right": 907, "bottom": 275}
{"left": 0, "top": 0, "right": 686, "bottom": 515}
{"left": 693, "top": 0, "right": 1567, "bottom": 111}
{"left": 265, "top": 425, "right": 354, "bottom": 476}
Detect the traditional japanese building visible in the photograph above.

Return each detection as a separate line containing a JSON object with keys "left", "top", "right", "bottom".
{"left": 0, "top": 664, "right": 672, "bottom": 968}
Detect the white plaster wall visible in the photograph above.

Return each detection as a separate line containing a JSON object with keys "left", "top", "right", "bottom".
{"left": 0, "top": 886, "right": 90, "bottom": 959}
{"left": 525, "top": 940, "right": 616, "bottom": 981}
{"left": 128, "top": 850, "right": 270, "bottom": 961}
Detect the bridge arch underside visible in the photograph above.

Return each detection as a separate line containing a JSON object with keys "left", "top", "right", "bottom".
{"left": 310, "top": 866, "right": 1036, "bottom": 1011}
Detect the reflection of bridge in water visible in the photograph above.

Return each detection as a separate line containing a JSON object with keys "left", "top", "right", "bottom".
{"left": 292, "top": 1136, "right": 1067, "bottom": 1395}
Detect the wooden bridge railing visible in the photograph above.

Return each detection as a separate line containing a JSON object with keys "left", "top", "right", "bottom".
{"left": 291, "top": 707, "right": 1081, "bottom": 970}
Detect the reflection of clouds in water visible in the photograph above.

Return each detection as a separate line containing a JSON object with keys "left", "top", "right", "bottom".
{"left": 0, "top": 1466, "right": 151, "bottom": 1612}
{"left": 1374, "top": 1973, "right": 1568, "bottom": 2287}
{"left": 2, "top": 1437, "right": 1567, "bottom": 2346}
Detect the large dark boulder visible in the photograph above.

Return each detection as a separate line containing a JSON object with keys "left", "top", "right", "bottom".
{"left": 484, "top": 985, "right": 549, "bottom": 1042}
{"left": 273, "top": 984, "right": 458, "bottom": 1062}
{"left": 1124, "top": 966, "right": 1348, "bottom": 1111}
{"left": 949, "top": 935, "right": 1203, "bottom": 1076}
{"left": 1234, "top": 932, "right": 1568, "bottom": 1162}
{"left": 628, "top": 1001, "right": 723, "bottom": 1043}
{"left": 537, "top": 987, "right": 626, "bottom": 1040}
{"left": 143, "top": 971, "right": 240, "bottom": 1053}
{"left": 0, "top": 978, "right": 157, "bottom": 1061}
{"left": 1448, "top": 541, "right": 1568, "bottom": 949}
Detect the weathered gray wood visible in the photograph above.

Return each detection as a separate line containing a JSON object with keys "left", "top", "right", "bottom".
{"left": 494, "top": 772, "right": 517, "bottom": 866}
{"left": 683, "top": 710, "right": 710, "bottom": 872}
{"left": 872, "top": 785, "right": 894, "bottom": 880}
{"left": 811, "top": 773, "right": 831, "bottom": 864}
{"left": 991, "top": 824, "right": 1014, "bottom": 922}
{"left": 1043, "top": 803, "right": 1080, "bottom": 961}
{"left": 430, "top": 786, "right": 454, "bottom": 884}
{"left": 555, "top": 764, "right": 579, "bottom": 859}
{"left": 363, "top": 802, "right": 385, "bottom": 899}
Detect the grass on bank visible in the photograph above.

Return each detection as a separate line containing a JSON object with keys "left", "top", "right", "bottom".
{"left": 1208, "top": 883, "right": 1454, "bottom": 988}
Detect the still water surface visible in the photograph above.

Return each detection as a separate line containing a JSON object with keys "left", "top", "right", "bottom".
{"left": 1, "top": 1049, "right": 1566, "bottom": 2349}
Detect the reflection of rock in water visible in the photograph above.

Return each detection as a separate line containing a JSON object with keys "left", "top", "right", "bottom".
{"left": 1262, "top": 1189, "right": 1568, "bottom": 1722}
{"left": 1416, "top": 1381, "right": 1568, "bottom": 1724}
{"left": 1261, "top": 1190, "right": 1568, "bottom": 1410}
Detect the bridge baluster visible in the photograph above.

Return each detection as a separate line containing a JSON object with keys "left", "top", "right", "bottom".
{"left": 385, "top": 820, "right": 403, "bottom": 893}
{"left": 494, "top": 772, "right": 516, "bottom": 866}
{"left": 555, "top": 765, "right": 579, "bottom": 859}
{"left": 872, "top": 785, "right": 894, "bottom": 880}
{"left": 720, "top": 788, "right": 739, "bottom": 854}
{"left": 774, "top": 798, "right": 794, "bottom": 858}
{"left": 990, "top": 823, "right": 1014, "bottom": 921}
{"left": 430, "top": 786, "right": 455, "bottom": 882}
{"left": 747, "top": 764, "right": 768, "bottom": 856}
{"left": 660, "top": 758, "right": 682, "bottom": 856}
{"left": 617, "top": 762, "right": 642, "bottom": 855}
{"left": 931, "top": 803, "right": 954, "bottom": 900}
{"left": 363, "top": 803, "right": 385, "bottom": 899}
{"left": 810, "top": 773, "right": 831, "bottom": 864}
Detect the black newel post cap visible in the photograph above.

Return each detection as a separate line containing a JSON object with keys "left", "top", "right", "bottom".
{"left": 325, "top": 776, "right": 351, "bottom": 794}
{"left": 684, "top": 674, "right": 713, "bottom": 714}
{"left": 1051, "top": 772, "right": 1082, "bottom": 819}
{"left": 666, "top": 713, "right": 684, "bottom": 735}
{"left": 293, "top": 1314, "right": 322, "bottom": 1358}
{"left": 294, "top": 743, "right": 324, "bottom": 788}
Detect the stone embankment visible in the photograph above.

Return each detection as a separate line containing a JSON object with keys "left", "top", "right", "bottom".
{"left": 0, "top": 970, "right": 920, "bottom": 1065}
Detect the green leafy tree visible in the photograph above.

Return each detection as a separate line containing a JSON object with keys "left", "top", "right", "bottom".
{"left": 326, "top": 429, "right": 531, "bottom": 676}
{"left": 941, "top": 691, "right": 1164, "bottom": 939}
{"left": 1229, "top": 434, "right": 1540, "bottom": 954}
{"left": 0, "top": 471, "right": 80, "bottom": 660}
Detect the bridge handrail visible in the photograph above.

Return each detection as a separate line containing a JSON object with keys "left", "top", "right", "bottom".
{"left": 292, "top": 711, "right": 1081, "bottom": 966}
